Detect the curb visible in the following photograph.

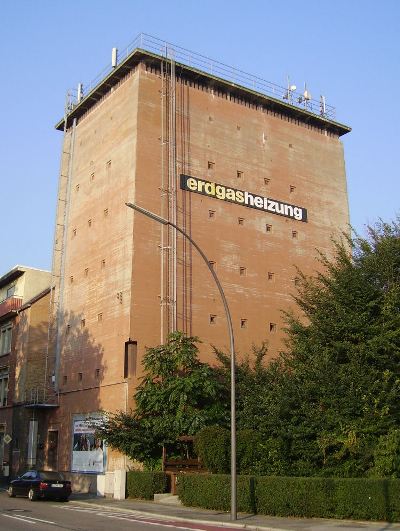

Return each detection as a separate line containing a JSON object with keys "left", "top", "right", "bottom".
{"left": 71, "top": 500, "right": 287, "bottom": 531}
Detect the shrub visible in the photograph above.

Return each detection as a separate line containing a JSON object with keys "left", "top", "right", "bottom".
{"left": 371, "top": 430, "right": 400, "bottom": 478}
{"left": 177, "top": 474, "right": 255, "bottom": 513}
{"left": 236, "top": 429, "right": 263, "bottom": 474}
{"left": 194, "top": 426, "right": 230, "bottom": 473}
{"left": 126, "top": 471, "right": 168, "bottom": 499}
{"left": 178, "top": 473, "right": 400, "bottom": 521}
{"left": 255, "top": 476, "right": 336, "bottom": 517}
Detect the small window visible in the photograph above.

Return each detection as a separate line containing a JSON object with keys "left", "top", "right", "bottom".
{"left": 240, "top": 319, "right": 247, "bottom": 329}
{"left": 209, "top": 210, "right": 216, "bottom": 219}
{"left": 124, "top": 341, "right": 137, "bottom": 379}
{"left": 6, "top": 285, "right": 15, "bottom": 298}
{"left": 106, "top": 160, "right": 112, "bottom": 178}
{"left": 237, "top": 170, "right": 243, "bottom": 179}
{"left": 266, "top": 224, "right": 272, "bottom": 233}
{"left": 63, "top": 375, "right": 67, "bottom": 385}
{"left": 0, "top": 324, "right": 12, "bottom": 355}
{"left": 98, "top": 313, "right": 103, "bottom": 322}
{"left": 292, "top": 230, "right": 298, "bottom": 239}
{"left": 294, "top": 277, "right": 301, "bottom": 287}
{"left": 101, "top": 259, "right": 106, "bottom": 268}
{"left": 104, "top": 208, "right": 109, "bottom": 217}
{"left": 84, "top": 268, "right": 89, "bottom": 277}
{"left": 209, "top": 261, "right": 216, "bottom": 270}
{"left": 239, "top": 267, "right": 246, "bottom": 276}
{"left": 0, "top": 369, "right": 8, "bottom": 407}
{"left": 268, "top": 272, "right": 274, "bottom": 281}
{"left": 290, "top": 185, "right": 296, "bottom": 193}
{"left": 90, "top": 172, "right": 95, "bottom": 182}
{"left": 88, "top": 219, "right": 92, "bottom": 227}
{"left": 208, "top": 115, "right": 213, "bottom": 122}
{"left": 72, "top": 228, "right": 77, "bottom": 237}
{"left": 289, "top": 143, "right": 293, "bottom": 148}
{"left": 237, "top": 125, "right": 241, "bottom": 131}
{"left": 95, "top": 368, "right": 100, "bottom": 380}
{"left": 269, "top": 323, "right": 277, "bottom": 332}
{"left": 66, "top": 325, "right": 70, "bottom": 335}
{"left": 238, "top": 218, "right": 244, "bottom": 225}
{"left": 264, "top": 178, "right": 270, "bottom": 185}
{"left": 70, "top": 276, "right": 74, "bottom": 284}
{"left": 208, "top": 161, "right": 215, "bottom": 170}
{"left": 75, "top": 184, "right": 80, "bottom": 192}
{"left": 209, "top": 314, "right": 217, "bottom": 325}
{"left": 78, "top": 372, "right": 83, "bottom": 382}
{"left": 80, "top": 319, "right": 85, "bottom": 328}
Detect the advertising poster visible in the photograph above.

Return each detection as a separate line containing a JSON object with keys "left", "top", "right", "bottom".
{"left": 71, "top": 416, "right": 106, "bottom": 474}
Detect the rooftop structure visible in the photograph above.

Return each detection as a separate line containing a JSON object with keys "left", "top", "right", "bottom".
{"left": 56, "top": 33, "right": 350, "bottom": 137}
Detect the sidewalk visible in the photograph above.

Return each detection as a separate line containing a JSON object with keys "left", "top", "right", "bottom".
{"left": 70, "top": 494, "right": 400, "bottom": 531}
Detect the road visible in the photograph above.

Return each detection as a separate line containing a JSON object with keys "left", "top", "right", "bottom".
{"left": 0, "top": 492, "right": 238, "bottom": 531}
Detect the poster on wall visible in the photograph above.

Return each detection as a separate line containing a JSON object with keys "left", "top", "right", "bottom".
{"left": 71, "top": 416, "right": 106, "bottom": 474}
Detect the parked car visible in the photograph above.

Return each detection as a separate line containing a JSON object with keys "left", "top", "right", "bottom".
{"left": 8, "top": 470, "right": 72, "bottom": 501}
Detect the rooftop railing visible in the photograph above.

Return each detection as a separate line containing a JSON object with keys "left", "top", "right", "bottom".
{"left": 67, "top": 33, "right": 336, "bottom": 121}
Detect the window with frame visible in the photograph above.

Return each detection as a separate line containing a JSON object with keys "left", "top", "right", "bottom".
{"left": 6, "top": 285, "right": 15, "bottom": 298}
{"left": 0, "top": 325, "right": 12, "bottom": 355}
{"left": 0, "top": 368, "right": 9, "bottom": 407}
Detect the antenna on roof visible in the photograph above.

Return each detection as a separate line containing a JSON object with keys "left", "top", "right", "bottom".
{"left": 320, "top": 95, "right": 326, "bottom": 116}
{"left": 283, "top": 76, "right": 297, "bottom": 104}
{"left": 77, "top": 83, "right": 83, "bottom": 103}
{"left": 297, "top": 83, "right": 312, "bottom": 109}
{"left": 111, "top": 47, "right": 118, "bottom": 68}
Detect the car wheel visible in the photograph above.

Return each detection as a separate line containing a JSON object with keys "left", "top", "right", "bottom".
{"left": 28, "top": 488, "right": 38, "bottom": 501}
{"left": 8, "top": 486, "right": 16, "bottom": 498}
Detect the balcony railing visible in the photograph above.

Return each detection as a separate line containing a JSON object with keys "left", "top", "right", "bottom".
{"left": 0, "top": 296, "right": 22, "bottom": 319}
{"left": 22, "top": 387, "right": 59, "bottom": 408}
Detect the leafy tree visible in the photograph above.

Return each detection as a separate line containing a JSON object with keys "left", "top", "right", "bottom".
{"left": 97, "top": 332, "right": 229, "bottom": 468}
{"left": 217, "top": 218, "right": 400, "bottom": 477}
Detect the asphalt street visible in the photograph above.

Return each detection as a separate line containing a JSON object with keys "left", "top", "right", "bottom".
{"left": 0, "top": 492, "right": 242, "bottom": 531}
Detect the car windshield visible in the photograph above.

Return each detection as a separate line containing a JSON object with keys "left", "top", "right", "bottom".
{"left": 39, "top": 471, "right": 65, "bottom": 481}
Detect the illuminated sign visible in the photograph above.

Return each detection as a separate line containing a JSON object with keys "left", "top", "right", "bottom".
{"left": 180, "top": 175, "right": 307, "bottom": 222}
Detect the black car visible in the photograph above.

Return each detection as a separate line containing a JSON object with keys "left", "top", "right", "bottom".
{"left": 8, "top": 470, "right": 72, "bottom": 501}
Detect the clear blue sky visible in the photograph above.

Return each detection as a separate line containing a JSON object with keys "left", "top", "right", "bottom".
{"left": 1, "top": 0, "right": 399, "bottom": 275}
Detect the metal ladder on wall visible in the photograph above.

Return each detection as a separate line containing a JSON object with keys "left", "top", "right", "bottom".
{"left": 43, "top": 95, "right": 77, "bottom": 399}
{"left": 160, "top": 49, "right": 178, "bottom": 341}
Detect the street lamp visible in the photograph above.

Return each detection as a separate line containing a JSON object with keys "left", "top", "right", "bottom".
{"left": 126, "top": 202, "right": 237, "bottom": 520}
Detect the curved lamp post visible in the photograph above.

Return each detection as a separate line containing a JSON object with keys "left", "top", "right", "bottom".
{"left": 125, "top": 202, "right": 237, "bottom": 520}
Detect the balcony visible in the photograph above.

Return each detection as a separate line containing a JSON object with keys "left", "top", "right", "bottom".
{"left": 23, "top": 387, "right": 59, "bottom": 409}
{"left": 0, "top": 296, "right": 22, "bottom": 319}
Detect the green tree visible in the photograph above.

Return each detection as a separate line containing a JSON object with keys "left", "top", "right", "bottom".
{"left": 97, "top": 332, "right": 229, "bottom": 468}
{"left": 217, "top": 218, "right": 400, "bottom": 477}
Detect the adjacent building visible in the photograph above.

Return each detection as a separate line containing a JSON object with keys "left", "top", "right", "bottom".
{"left": 0, "top": 266, "right": 51, "bottom": 477}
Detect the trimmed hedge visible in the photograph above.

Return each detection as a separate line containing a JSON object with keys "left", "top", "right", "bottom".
{"left": 177, "top": 474, "right": 400, "bottom": 521}
{"left": 177, "top": 474, "right": 256, "bottom": 513}
{"left": 127, "top": 471, "right": 168, "bottom": 500}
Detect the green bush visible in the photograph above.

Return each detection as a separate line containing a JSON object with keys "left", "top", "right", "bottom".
{"left": 256, "top": 476, "right": 336, "bottom": 517}
{"left": 236, "top": 429, "right": 263, "bottom": 474}
{"left": 126, "top": 471, "right": 168, "bottom": 500}
{"left": 177, "top": 474, "right": 255, "bottom": 513}
{"left": 194, "top": 426, "right": 230, "bottom": 473}
{"left": 177, "top": 473, "right": 400, "bottom": 521}
{"left": 195, "top": 426, "right": 266, "bottom": 475}
{"left": 371, "top": 430, "right": 400, "bottom": 478}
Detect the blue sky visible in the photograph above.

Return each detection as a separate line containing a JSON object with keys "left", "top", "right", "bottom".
{"left": 1, "top": 0, "right": 399, "bottom": 275}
